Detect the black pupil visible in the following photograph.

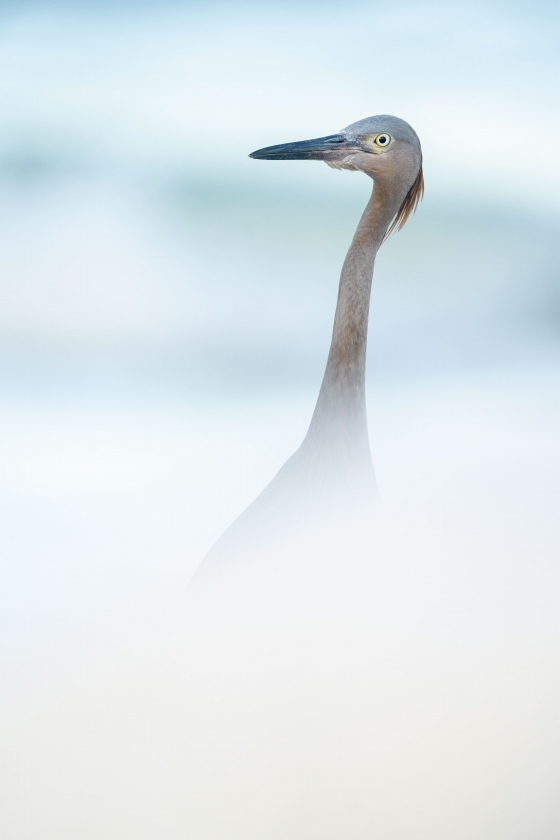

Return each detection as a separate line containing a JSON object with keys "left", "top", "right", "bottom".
{"left": 379, "top": 136, "right": 387, "bottom": 144}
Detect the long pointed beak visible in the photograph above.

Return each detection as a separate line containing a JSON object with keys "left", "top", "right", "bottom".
{"left": 249, "top": 134, "right": 360, "bottom": 160}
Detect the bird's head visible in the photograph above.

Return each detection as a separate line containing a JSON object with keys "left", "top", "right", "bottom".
{"left": 250, "top": 114, "right": 423, "bottom": 236}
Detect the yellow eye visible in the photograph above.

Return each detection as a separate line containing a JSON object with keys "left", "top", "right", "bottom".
{"left": 374, "top": 133, "right": 391, "bottom": 147}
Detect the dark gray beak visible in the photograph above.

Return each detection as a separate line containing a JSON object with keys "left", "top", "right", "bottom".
{"left": 249, "top": 134, "right": 360, "bottom": 160}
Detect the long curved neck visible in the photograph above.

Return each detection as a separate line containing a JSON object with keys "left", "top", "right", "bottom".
{"left": 302, "top": 179, "right": 404, "bottom": 466}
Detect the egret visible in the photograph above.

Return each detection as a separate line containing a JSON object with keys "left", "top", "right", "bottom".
{"left": 198, "top": 114, "right": 423, "bottom": 573}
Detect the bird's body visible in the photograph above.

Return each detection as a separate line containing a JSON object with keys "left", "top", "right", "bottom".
{"left": 197, "top": 115, "right": 423, "bottom": 577}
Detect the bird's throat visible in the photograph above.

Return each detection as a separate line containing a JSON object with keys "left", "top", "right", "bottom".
{"left": 301, "top": 181, "right": 403, "bottom": 475}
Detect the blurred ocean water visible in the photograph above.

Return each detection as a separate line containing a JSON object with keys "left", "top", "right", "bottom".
{"left": 0, "top": 0, "right": 559, "bottom": 388}
{"left": 1, "top": 2, "right": 559, "bottom": 838}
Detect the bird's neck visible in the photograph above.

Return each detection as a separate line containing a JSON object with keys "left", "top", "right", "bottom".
{"left": 302, "top": 179, "right": 404, "bottom": 467}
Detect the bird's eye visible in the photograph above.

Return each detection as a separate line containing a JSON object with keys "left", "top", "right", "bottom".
{"left": 375, "top": 134, "right": 391, "bottom": 147}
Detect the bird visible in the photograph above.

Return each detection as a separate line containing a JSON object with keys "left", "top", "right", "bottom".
{"left": 196, "top": 114, "right": 423, "bottom": 576}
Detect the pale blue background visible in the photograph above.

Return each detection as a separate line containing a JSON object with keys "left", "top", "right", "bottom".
{"left": 1, "top": 0, "right": 559, "bottom": 696}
